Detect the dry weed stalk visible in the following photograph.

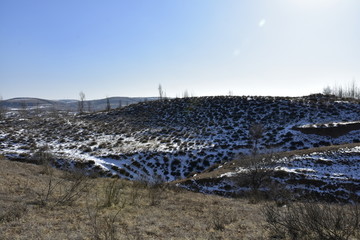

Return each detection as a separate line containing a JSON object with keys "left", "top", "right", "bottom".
{"left": 34, "top": 170, "right": 90, "bottom": 207}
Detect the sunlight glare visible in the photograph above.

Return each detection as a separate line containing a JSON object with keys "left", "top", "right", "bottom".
{"left": 258, "top": 19, "right": 266, "bottom": 28}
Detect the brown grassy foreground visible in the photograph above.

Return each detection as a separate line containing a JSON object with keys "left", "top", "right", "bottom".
{"left": 0, "top": 157, "right": 268, "bottom": 240}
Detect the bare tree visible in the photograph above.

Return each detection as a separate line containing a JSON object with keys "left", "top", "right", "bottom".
{"left": 106, "top": 97, "right": 111, "bottom": 112}
{"left": 20, "top": 100, "right": 28, "bottom": 117}
{"left": 158, "top": 84, "right": 164, "bottom": 100}
{"left": 323, "top": 86, "right": 332, "bottom": 95}
{"left": 234, "top": 123, "right": 269, "bottom": 194}
{"left": 249, "top": 123, "right": 264, "bottom": 155}
{"left": 234, "top": 153, "right": 274, "bottom": 192}
{"left": 322, "top": 80, "right": 360, "bottom": 99}
{"left": 78, "top": 91, "right": 85, "bottom": 114}
{"left": 349, "top": 79, "right": 357, "bottom": 98}
{"left": 0, "top": 96, "right": 5, "bottom": 119}
{"left": 34, "top": 100, "right": 42, "bottom": 116}
{"left": 337, "top": 85, "right": 344, "bottom": 98}
{"left": 118, "top": 99, "right": 122, "bottom": 108}
{"left": 50, "top": 105, "right": 59, "bottom": 118}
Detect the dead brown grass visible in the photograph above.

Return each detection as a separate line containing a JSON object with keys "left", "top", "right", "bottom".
{"left": 0, "top": 157, "right": 269, "bottom": 240}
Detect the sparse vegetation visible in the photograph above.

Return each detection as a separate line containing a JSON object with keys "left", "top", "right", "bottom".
{"left": 210, "top": 206, "right": 238, "bottom": 231}
{"left": 145, "top": 175, "right": 166, "bottom": 206}
{"left": 249, "top": 123, "right": 264, "bottom": 155}
{"left": 0, "top": 158, "right": 268, "bottom": 239}
{"left": 234, "top": 154, "right": 274, "bottom": 194}
{"left": 106, "top": 97, "right": 111, "bottom": 112}
{"left": 264, "top": 202, "right": 360, "bottom": 240}
{"left": 102, "top": 178, "right": 125, "bottom": 208}
{"left": 31, "top": 145, "right": 54, "bottom": 174}
{"left": 87, "top": 205, "right": 122, "bottom": 240}
{"left": 78, "top": 91, "right": 86, "bottom": 114}
{"left": 158, "top": 83, "right": 165, "bottom": 100}
{"left": 0, "top": 203, "right": 27, "bottom": 223}
{"left": 34, "top": 169, "right": 90, "bottom": 207}
{"left": 323, "top": 80, "right": 360, "bottom": 99}
{"left": 0, "top": 96, "right": 5, "bottom": 120}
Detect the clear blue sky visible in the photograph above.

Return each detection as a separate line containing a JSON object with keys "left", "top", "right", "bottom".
{"left": 1, "top": 0, "right": 359, "bottom": 100}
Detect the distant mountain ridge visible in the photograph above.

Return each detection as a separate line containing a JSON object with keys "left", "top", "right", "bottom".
{"left": 0, "top": 96, "right": 158, "bottom": 112}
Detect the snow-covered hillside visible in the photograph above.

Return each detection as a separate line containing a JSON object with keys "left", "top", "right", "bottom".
{"left": 1, "top": 95, "right": 360, "bottom": 186}
{"left": 179, "top": 144, "right": 360, "bottom": 202}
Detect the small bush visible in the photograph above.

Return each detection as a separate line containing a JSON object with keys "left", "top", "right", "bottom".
{"left": 210, "top": 207, "right": 237, "bottom": 231}
{"left": 79, "top": 145, "right": 92, "bottom": 153}
{"left": 87, "top": 204, "right": 122, "bottom": 240}
{"left": 35, "top": 171, "right": 90, "bottom": 207}
{"left": 233, "top": 154, "right": 275, "bottom": 192}
{"left": 102, "top": 179, "right": 125, "bottom": 208}
{"left": 0, "top": 204, "right": 27, "bottom": 223}
{"left": 31, "top": 146, "right": 54, "bottom": 174}
{"left": 264, "top": 202, "right": 360, "bottom": 240}
{"left": 142, "top": 174, "right": 166, "bottom": 206}
{"left": 56, "top": 172, "right": 90, "bottom": 206}
{"left": 128, "top": 180, "right": 144, "bottom": 206}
